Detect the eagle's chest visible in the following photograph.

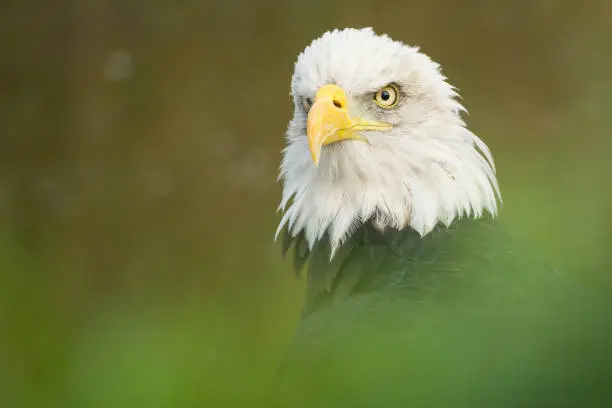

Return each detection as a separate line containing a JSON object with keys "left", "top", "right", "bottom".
{"left": 300, "top": 220, "right": 493, "bottom": 316}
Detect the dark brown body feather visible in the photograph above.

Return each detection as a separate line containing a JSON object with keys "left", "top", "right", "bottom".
{"left": 275, "top": 217, "right": 612, "bottom": 407}
{"left": 282, "top": 216, "right": 558, "bottom": 318}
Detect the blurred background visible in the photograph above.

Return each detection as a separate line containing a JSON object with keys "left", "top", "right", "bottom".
{"left": 1, "top": 0, "right": 611, "bottom": 407}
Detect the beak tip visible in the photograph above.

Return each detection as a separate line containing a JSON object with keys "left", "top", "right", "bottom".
{"left": 312, "top": 154, "right": 320, "bottom": 167}
{"left": 310, "top": 145, "right": 321, "bottom": 166}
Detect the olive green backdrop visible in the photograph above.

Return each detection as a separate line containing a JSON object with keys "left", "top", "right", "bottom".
{"left": 1, "top": 1, "right": 611, "bottom": 407}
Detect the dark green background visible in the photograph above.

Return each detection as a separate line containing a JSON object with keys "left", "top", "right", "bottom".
{"left": 1, "top": 1, "right": 611, "bottom": 406}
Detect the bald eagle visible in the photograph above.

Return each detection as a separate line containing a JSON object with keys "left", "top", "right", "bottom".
{"left": 277, "top": 27, "right": 503, "bottom": 314}
{"left": 273, "top": 28, "right": 611, "bottom": 406}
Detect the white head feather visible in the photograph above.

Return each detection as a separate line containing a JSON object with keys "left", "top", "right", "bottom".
{"left": 276, "top": 27, "right": 501, "bottom": 257}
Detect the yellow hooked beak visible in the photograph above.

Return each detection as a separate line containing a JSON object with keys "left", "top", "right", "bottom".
{"left": 307, "top": 84, "right": 392, "bottom": 165}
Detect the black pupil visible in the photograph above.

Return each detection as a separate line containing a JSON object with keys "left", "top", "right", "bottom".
{"left": 380, "top": 90, "right": 390, "bottom": 101}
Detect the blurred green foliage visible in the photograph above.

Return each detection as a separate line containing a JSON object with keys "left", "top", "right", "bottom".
{"left": 1, "top": 0, "right": 611, "bottom": 407}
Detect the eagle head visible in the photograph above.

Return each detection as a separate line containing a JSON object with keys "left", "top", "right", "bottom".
{"left": 276, "top": 28, "right": 501, "bottom": 257}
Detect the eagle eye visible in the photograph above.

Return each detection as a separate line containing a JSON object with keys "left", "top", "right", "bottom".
{"left": 374, "top": 84, "right": 399, "bottom": 108}
{"left": 302, "top": 97, "right": 313, "bottom": 112}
